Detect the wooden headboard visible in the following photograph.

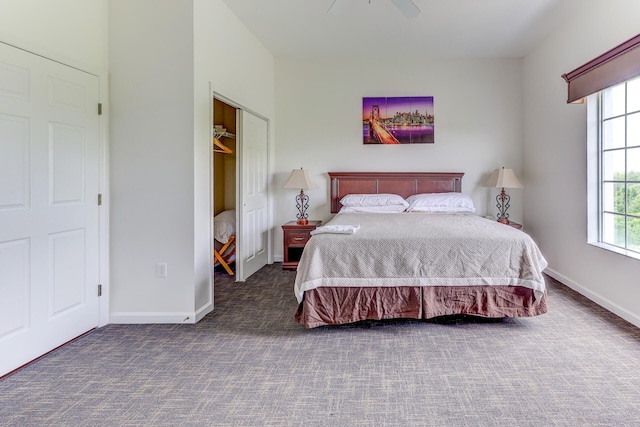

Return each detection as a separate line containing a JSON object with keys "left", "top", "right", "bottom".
{"left": 329, "top": 172, "right": 464, "bottom": 213}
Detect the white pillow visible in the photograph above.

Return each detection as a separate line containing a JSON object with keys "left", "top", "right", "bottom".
{"left": 339, "top": 205, "right": 407, "bottom": 213}
{"left": 406, "top": 193, "right": 476, "bottom": 213}
{"left": 214, "top": 210, "right": 236, "bottom": 243}
{"left": 340, "top": 193, "right": 408, "bottom": 207}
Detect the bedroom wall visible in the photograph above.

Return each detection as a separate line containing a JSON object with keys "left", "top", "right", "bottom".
{"left": 193, "top": 0, "right": 275, "bottom": 308}
{"left": 523, "top": 0, "right": 640, "bottom": 327}
{"left": 109, "top": 0, "right": 275, "bottom": 321}
{"left": 0, "top": 0, "right": 108, "bottom": 73}
{"left": 273, "top": 58, "right": 525, "bottom": 261}
{"left": 109, "top": 0, "right": 197, "bottom": 321}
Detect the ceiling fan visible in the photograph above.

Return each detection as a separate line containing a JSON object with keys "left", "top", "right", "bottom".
{"left": 327, "top": 0, "right": 421, "bottom": 19}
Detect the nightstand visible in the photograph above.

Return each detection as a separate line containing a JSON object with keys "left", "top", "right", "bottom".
{"left": 282, "top": 220, "right": 321, "bottom": 271}
{"left": 504, "top": 221, "right": 522, "bottom": 230}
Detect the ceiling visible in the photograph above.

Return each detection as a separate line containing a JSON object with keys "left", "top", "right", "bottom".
{"left": 221, "top": 0, "right": 578, "bottom": 59}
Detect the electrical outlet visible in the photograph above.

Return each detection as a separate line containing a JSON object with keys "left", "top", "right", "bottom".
{"left": 156, "top": 263, "right": 167, "bottom": 278}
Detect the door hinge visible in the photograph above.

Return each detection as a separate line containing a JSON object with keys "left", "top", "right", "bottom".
{"left": 98, "top": 284, "right": 102, "bottom": 297}
{"left": 98, "top": 193, "right": 102, "bottom": 206}
{"left": 98, "top": 103, "right": 103, "bottom": 115}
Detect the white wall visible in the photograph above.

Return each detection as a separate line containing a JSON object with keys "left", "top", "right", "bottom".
{"left": 109, "top": 0, "right": 196, "bottom": 321}
{"left": 194, "top": 0, "right": 275, "bottom": 118}
{"left": 193, "top": 0, "right": 275, "bottom": 309}
{"left": 109, "top": 0, "right": 275, "bottom": 322}
{"left": 523, "top": 0, "right": 640, "bottom": 326}
{"left": 0, "top": 0, "right": 108, "bottom": 73}
{"left": 273, "top": 58, "right": 525, "bottom": 260}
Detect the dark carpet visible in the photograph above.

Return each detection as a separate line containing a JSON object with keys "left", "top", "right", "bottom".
{"left": 1, "top": 265, "right": 640, "bottom": 426}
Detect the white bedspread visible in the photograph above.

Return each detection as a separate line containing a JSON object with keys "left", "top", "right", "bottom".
{"left": 294, "top": 213, "right": 548, "bottom": 303}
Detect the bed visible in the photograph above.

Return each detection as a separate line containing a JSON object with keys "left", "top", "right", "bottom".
{"left": 293, "top": 172, "right": 548, "bottom": 328}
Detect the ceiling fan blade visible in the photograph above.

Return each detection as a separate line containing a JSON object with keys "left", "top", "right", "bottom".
{"left": 327, "top": 0, "right": 348, "bottom": 15}
{"left": 390, "top": 0, "right": 420, "bottom": 18}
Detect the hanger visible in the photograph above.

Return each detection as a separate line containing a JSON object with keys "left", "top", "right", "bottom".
{"left": 213, "top": 137, "right": 233, "bottom": 154}
{"left": 212, "top": 127, "right": 235, "bottom": 154}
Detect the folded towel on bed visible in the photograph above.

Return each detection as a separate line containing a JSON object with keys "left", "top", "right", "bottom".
{"left": 310, "top": 224, "right": 360, "bottom": 235}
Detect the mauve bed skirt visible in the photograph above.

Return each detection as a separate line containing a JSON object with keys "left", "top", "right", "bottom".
{"left": 294, "top": 286, "right": 548, "bottom": 328}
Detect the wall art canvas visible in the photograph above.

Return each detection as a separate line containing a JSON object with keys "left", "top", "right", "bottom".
{"left": 362, "top": 96, "right": 434, "bottom": 144}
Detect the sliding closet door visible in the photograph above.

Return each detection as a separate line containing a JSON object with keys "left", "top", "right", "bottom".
{"left": 237, "top": 109, "right": 269, "bottom": 281}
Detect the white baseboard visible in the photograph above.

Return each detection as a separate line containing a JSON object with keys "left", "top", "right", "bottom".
{"left": 109, "top": 311, "right": 199, "bottom": 324}
{"left": 545, "top": 268, "right": 640, "bottom": 329}
{"left": 109, "top": 302, "right": 212, "bottom": 324}
{"left": 194, "top": 302, "right": 213, "bottom": 323}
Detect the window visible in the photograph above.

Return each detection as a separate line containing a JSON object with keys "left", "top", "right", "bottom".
{"left": 563, "top": 33, "right": 640, "bottom": 258}
{"left": 597, "top": 76, "right": 640, "bottom": 254}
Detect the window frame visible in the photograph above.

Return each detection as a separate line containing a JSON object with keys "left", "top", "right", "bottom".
{"left": 588, "top": 79, "right": 640, "bottom": 260}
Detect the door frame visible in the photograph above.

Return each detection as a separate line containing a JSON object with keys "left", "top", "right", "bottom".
{"left": 211, "top": 91, "right": 273, "bottom": 282}
{"left": 97, "top": 76, "right": 109, "bottom": 328}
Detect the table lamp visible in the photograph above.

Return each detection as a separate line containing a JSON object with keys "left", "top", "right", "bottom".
{"left": 484, "top": 167, "right": 523, "bottom": 224}
{"left": 283, "top": 168, "right": 314, "bottom": 225}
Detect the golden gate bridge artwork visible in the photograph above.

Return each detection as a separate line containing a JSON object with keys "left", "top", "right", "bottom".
{"left": 363, "top": 96, "right": 434, "bottom": 144}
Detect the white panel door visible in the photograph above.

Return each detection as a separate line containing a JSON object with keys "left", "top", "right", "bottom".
{"left": 0, "top": 43, "right": 100, "bottom": 376}
{"left": 237, "top": 109, "right": 269, "bottom": 281}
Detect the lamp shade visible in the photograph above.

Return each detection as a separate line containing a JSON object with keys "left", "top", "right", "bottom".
{"left": 484, "top": 168, "right": 523, "bottom": 189}
{"left": 283, "top": 168, "right": 314, "bottom": 190}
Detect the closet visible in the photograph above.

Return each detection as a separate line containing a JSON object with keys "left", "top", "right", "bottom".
{"left": 212, "top": 95, "right": 270, "bottom": 282}
{"left": 213, "top": 98, "right": 237, "bottom": 275}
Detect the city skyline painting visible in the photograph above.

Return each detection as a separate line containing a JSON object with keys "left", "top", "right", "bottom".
{"left": 362, "top": 96, "right": 434, "bottom": 144}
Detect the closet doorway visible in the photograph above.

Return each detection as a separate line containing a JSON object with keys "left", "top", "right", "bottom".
{"left": 212, "top": 96, "right": 270, "bottom": 282}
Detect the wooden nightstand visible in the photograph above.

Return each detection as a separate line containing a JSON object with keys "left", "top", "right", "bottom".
{"left": 504, "top": 221, "right": 522, "bottom": 230}
{"left": 282, "top": 220, "right": 321, "bottom": 271}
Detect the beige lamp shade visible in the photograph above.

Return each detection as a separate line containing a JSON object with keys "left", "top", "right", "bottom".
{"left": 484, "top": 168, "right": 523, "bottom": 189}
{"left": 283, "top": 168, "right": 314, "bottom": 225}
{"left": 283, "top": 168, "right": 314, "bottom": 190}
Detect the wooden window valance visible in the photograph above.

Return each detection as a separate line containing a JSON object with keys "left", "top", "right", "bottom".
{"left": 562, "top": 33, "right": 640, "bottom": 103}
